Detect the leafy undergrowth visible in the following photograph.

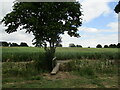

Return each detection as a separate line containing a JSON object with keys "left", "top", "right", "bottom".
{"left": 2, "top": 72, "right": 118, "bottom": 88}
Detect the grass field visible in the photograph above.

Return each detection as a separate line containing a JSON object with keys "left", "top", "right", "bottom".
{"left": 2, "top": 47, "right": 119, "bottom": 62}
{"left": 3, "top": 73, "right": 118, "bottom": 88}
{"left": 1, "top": 47, "right": 119, "bottom": 88}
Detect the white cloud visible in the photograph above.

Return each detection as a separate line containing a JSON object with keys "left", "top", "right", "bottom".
{"left": 107, "top": 22, "right": 118, "bottom": 32}
{"left": 0, "top": 0, "right": 15, "bottom": 2}
{"left": 0, "top": 1, "right": 14, "bottom": 21}
{"left": 79, "top": 0, "right": 114, "bottom": 22}
{"left": 78, "top": 27, "right": 98, "bottom": 32}
{"left": 61, "top": 31, "right": 118, "bottom": 47}
{"left": 78, "top": 22, "right": 118, "bottom": 33}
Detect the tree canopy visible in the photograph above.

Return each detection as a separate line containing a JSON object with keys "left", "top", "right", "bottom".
{"left": 114, "top": 1, "right": 120, "bottom": 14}
{"left": 69, "top": 43, "right": 76, "bottom": 47}
{"left": 96, "top": 44, "right": 102, "bottom": 48}
{"left": 11, "top": 43, "right": 19, "bottom": 47}
{"left": 0, "top": 42, "right": 9, "bottom": 47}
{"left": 109, "top": 44, "right": 117, "bottom": 48}
{"left": 2, "top": 2, "right": 82, "bottom": 51}
{"left": 104, "top": 45, "right": 109, "bottom": 48}
{"left": 20, "top": 42, "right": 28, "bottom": 47}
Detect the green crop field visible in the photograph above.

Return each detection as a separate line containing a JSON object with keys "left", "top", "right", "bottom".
{"left": 2, "top": 47, "right": 119, "bottom": 62}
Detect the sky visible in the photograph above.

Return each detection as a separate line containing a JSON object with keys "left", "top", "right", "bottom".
{"left": 0, "top": 0, "right": 119, "bottom": 47}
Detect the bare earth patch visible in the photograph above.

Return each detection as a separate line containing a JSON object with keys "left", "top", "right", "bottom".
{"left": 42, "top": 71, "right": 78, "bottom": 80}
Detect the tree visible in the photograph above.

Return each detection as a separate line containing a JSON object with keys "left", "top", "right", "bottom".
{"left": 34, "top": 42, "right": 42, "bottom": 47}
{"left": 104, "top": 45, "right": 109, "bottom": 48}
{"left": 56, "top": 43, "right": 62, "bottom": 47}
{"left": 109, "top": 44, "right": 117, "bottom": 48}
{"left": 0, "top": 42, "right": 2, "bottom": 47}
{"left": 117, "top": 43, "right": 120, "bottom": 48}
{"left": 11, "top": 43, "right": 19, "bottom": 47}
{"left": 69, "top": 43, "right": 76, "bottom": 47}
{"left": 76, "top": 45, "right": 82, "bottom": 48}
{"left": 1, "top": 2, "right": 82, "bottom": 71}
{"left": 96, "top": 44, "right": 102, "bottom": 48}
{"left": 0, "top": 41, "right": 9, "bottom": 47}
{"left": 114, "top": 1, "right": 120, "bottom": 14}
{"left": 20, "top": 42, "right": 28, "bottom": 47}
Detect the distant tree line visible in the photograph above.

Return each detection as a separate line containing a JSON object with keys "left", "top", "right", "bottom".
{"left": 0, "top": 41, "right": 28, "bottom": 47}
{"left": 0, "top": 41, "right": 63, "bottom": 47}
{"left": 69, "top": 43, "right": 82, "bottom": 48}
{"left": 69, "top": 43, "right": 120, "bottom": 48}
{"left": 96, "top": 43, "right": 120, "bottom": 48}
{"left": 1, "top": 41, "right": 120, "bottom": 48}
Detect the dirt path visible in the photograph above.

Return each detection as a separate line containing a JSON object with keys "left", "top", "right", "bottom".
{"left": 42, "top": 71, "right": 78, "bottom": 80}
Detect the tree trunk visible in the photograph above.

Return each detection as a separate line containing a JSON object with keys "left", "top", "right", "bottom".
{"left": 44, "top": 42, "right": 56, "bottom": 71}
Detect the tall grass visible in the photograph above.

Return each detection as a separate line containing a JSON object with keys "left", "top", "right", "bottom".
{"left": 3, "top": 62, "right": 38, "bottom": 77}
{"left": 55, "top": 47, "right": 119, "bottom": 60}
{"left": 2, "top": 59, "right": 48, "bottom": 77}
{"left": 2, "top": 47, "right": 44, "bottom": 62}
{"left": 68, "top": 59, "right": 118, "bottom": 76}
{"left": 2, "top": 47, "right": 119, "bottom": 62}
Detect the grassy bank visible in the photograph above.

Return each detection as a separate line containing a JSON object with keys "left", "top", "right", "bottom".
{"left": 2, "top": 59, "right": 118, "bottom": 88}
{"left": 2, "top": 47, "right": 119, "bottom": 62}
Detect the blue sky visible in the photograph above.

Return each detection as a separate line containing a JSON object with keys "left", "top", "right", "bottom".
{"left": 83, "top": 2, "right": 117, "bottom": 30}
{"left": 0, "top": 0, "right": 119, "bottom": 47}
{"left": 79, "top": 2, "right": 118, "bottom": 36}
